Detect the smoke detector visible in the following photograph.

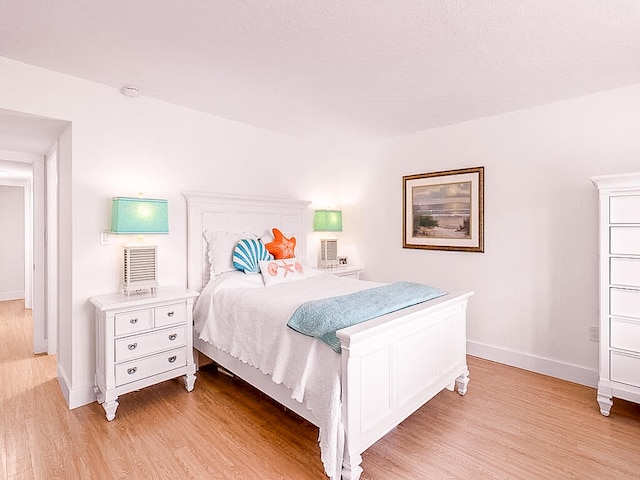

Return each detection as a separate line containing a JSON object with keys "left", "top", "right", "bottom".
{"left": 120, "top": 85, "right": 141, "bottom": 98}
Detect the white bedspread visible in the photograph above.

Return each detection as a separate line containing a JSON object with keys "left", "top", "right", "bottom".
{"left": 193, "top": 270, "right": 381, "bottom": 479}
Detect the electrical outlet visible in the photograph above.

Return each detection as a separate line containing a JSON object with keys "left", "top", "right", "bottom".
{"left": 589, "top": 326, "right": 599, "bottom": 342}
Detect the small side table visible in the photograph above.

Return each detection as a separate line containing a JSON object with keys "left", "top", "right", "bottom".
{"left": 89, "top": 287, "right": 198, "bottom": 420}
{"left": 323, "top": 265, "right": 363, "bottom": 280}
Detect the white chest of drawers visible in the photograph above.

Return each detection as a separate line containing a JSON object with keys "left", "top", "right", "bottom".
{"left": 592, "top": 173, "right": 640, "bottom": 416}
{"left": 89, "top": 287, "right": 199, "bottom": 420}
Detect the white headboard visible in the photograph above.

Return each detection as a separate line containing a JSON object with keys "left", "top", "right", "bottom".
{"left": 183, "top": 192, "right": 311, "bottom": 292}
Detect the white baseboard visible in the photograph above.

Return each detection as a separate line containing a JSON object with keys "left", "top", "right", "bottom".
{"left": 56, "top": 363, "right": 71, "bottom": 405}
{"left": 54, "top": 341, "right": 597, "bottom": 409}
{"left": 0, "top": 290, "right": 24, "bottom": 301}
{"left": 467, "top": 340, "right": 598, "bottom": 388}
{"left": 57, "top": 363, "right": 96, "bottom": 409}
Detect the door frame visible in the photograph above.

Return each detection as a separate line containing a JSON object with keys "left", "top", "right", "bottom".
{"left": 45, "top": 148, "right": 58, "bottom": 354}
{"left": 0, "top": 150, "right": 47, "bottom": 354}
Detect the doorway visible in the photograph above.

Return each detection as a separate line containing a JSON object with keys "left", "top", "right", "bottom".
{"left": 0, "top": 183, "right": 27, "bottom": 302}
{"left": 0, "top": 154, "right": 45, "bottom": 353}
{"left": 0, "top": 108, "right": 69, "bottom": 355}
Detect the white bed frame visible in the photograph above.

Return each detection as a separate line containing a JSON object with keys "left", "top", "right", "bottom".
{"left": 184, "top": 192, "right": 473, "bottom": 480}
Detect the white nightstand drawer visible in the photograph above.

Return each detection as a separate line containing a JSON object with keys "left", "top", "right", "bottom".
{"left": 323, "top": 266, "right": 363, "bottom": 279}
{"left": 114, "top": 308, "right": 153, "bottom": 336}
{"left": 610, "top": 317, "right": 640, "bottom": 353}
{"left": 155, "top": 303, "right": 186, "bottom": 327}
{"left": 115, "top": 326, "right": 187, "bottom": 362}
{"left": 610, "top": 288, "right": 640, "bottom": 319}
{"left": 610, "top": 227, "right": 640, "bottom": 255}
{"left": 610, "top": 351, "right": 640, "bottom": 387}
{"left": 335, "top": 271, "right": 360, "bottom": 279}
{"left": 115, "top": 348, "right": 187, "bottom": 387}
{"left": 611, "top": 258, "right": 640, "bottom": 288}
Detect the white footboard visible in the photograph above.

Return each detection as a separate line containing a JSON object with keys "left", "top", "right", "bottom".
{"left": 337, "top": 291, "right": 473, "bottom": 479}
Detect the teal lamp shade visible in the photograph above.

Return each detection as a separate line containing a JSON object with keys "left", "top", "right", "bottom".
{"left": 313, "top": 209, "right": 342, "bottom": 232}
{"left": 110, "top": 197, "right": 169, "bottom": 234}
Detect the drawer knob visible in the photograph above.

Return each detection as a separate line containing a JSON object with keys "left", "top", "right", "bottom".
{"left": 169, "top": 334, "right": 177, "bottom": 341}
{"left": 130, "top": 317, "right": 138, "bottom": 324}
{"left": 127, "top": 343, "right": 137, "bottom": 351}
{"left": 168, "top": 355, "right": 177, "bottom": 363}
{"left": 127, "top": 367, "right": 137, "bottom": 375}
{"left": 167, "top": 311, "right": 175, "bottom": 317}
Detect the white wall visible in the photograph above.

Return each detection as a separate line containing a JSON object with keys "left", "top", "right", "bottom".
{"left": 0, "top": 56, "right": 366, "bottom": 408}
{"left": 56, "top": 125, "right": 73, "bottom": 393}
{"left": 354, "top": 84, "right": 640, "bottom": 386}
{"left": 0, "top": 185, "right": 25, "bottom": 300}
{"left": 3, "top": 53, "right": 640, "bottom": 407}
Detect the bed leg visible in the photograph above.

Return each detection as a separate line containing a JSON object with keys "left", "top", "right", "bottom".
{"left": 455, "top": 368, "right": 470, "bottom": 396}
{"left": 341, "top": 448, "right": 363, "bottom": 480}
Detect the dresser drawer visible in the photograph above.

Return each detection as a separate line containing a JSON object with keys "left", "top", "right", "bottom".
{"left": 610, "top": 227, "right": 640, "bottom": 256}
{"left": 610, "top": 288, "right": 640, "bottom": 318}
{"left": 610, "top": 317, "right": 640, "bottom": 353}
{"left": 115, "top": 348, "right": 187, "bottom": 387}
{"left": 115, "top": 326, "right": 187, "bottom": 362}
{"left": 610, "top": 351, "right": 640, "bottom": 387}
{"left": 114, "top": 308, "right": 153, "bottom": 336}
{"left": 611, "top": 258, "right": 640, "bottom": 287}
{"left": 335, "top": 272, "right": 360, "bottom": 279}
{"left": 155, "top": 303, "right": 187, "bottom": 327}
{"left": 610, "top": 195, "right": 640, "bottom": 224}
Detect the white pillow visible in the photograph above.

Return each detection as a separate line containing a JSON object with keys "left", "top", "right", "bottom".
{"left": 203, "top": 230, "right": 257, "bottom": 278}
{"left": 259, "top": 258, "right": 307, "bottom": 286}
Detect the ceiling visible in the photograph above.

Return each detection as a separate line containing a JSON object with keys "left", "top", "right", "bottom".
{"left": 0, "top": 0, "right": 640, "bottom": 139}
{"left": 0, "top": 108, "right": 68, "bottom": 181}
{"left": 0, "top": 158, "right": 33, "bottom": 181}
{"left": 0, "top": 108, "right": 69, "bottom": 181}
{"left": 0, "top": 109, "right": 68, "bottom": 154}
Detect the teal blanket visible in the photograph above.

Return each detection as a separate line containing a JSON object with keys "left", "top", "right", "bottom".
{"left": 287, "top": 281, "right": 446, "bottom": 353}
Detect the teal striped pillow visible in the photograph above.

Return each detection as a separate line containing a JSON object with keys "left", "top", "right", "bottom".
{"left": 232, "top": 239, "right": 272, "bottom": 273}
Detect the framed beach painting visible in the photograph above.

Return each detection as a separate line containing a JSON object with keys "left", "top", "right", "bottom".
{"left": 403, "top": 166, "right": 484, "bottom": 252}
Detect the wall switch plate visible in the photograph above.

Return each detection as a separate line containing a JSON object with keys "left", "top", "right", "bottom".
{"left": 589, "top": 326, "right": 599, "bottom": 342}
{"left": 100, "top": 231, "right": 111, "bottom": 245}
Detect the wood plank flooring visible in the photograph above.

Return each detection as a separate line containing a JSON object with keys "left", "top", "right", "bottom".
{"left": 2, "top": 299, "right": 640, "bottom": 479}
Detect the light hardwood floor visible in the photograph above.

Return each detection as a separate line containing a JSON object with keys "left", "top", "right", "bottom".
{"left": 2, "top": 299, "right": 640, "bottom": 479}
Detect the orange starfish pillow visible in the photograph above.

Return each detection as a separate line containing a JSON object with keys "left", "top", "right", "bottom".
{"left": 265, "top": 228, "right": 296, "bottom": 259}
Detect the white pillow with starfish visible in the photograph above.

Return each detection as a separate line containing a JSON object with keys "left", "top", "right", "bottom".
{"left": 259, "top": 258, "right": 307, "bottom": 286}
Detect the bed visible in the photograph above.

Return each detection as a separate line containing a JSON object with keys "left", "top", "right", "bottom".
{"left": 184, "top": 192, "right": 473, "bottom": 480}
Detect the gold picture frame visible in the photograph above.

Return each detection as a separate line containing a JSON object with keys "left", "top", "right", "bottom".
{"left": 403, "top": 167, "right": 484, "bottom": 252}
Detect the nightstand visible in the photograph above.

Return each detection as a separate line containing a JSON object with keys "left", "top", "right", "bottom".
{"left": 89, "top": 287, "right": 199, "bottom": 421}
{"left": 324, "top": 265, "right": 363, "bottom": 280}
